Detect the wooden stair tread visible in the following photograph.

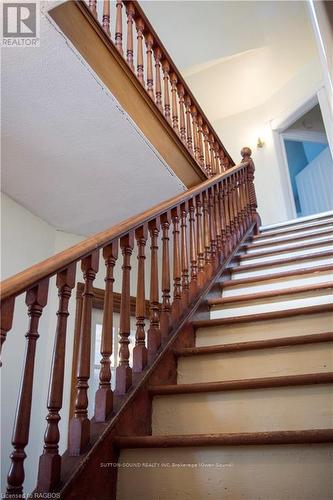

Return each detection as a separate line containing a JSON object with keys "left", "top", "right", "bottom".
{"left": 149, "top": 372, "right": 333, "bottom": 395}
{"left": 244, "top": 229, "right": 333, "bottom": 250}
{"left": 233, "top": 250, "right": 333, "bottom": 273}
{"left": 208, "top": 282, "right": 333, "bottom": 306}
{"left": 174, "top": 332, "right": 333, "bottom": 357}
{"left": 193, "top": 303, "right": 333, "bottom": 328}
{"left": 114, "top": 429, "right": 333, "bottom": 448}
{"left": 259, "top": 213, "right": 333, "bottom": 233}
{"left": 220, "top": 264, "right": 333, "bottom": 288}
{"left": 253, "top": 219, "right": 333, "bottom": 240}
{"left": 238, "top": 238, "right": 333, "bottom": 261}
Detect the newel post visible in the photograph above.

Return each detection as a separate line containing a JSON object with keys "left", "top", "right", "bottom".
{"left": 241, "top": 147, "right": 261, "bottom": 234}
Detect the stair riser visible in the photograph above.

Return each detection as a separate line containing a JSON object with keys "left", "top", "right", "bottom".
{"left": 258, "top": 218, "right": 333, "bottom": 238}
{"left": 177, "top": 343, "right": 333, "bottom": 384}
{"left": 195, "top": 312, "right": 333, "bottom": 346}
{"left": 210, "top": 291, "right": 333, "bottom": 319}
{"left": 254, "top": 225, "right": 333, "bottom": 244}
{"left": 152, "top": 385, "right": 333, "bottom": 435}
{"left": 117, "top": 445, "right": 333, "bottom": 500}
{"left": 246, "top": 234, "right": 333, "bottom": 254}
{"left": 222, "top": 271, "right": 333, "bottom": 297}
{"left": 239, "top": 243, "right": 333, "bottom": 265}
{"left": 232, "top": 256, "right": 333, "bottom": 279}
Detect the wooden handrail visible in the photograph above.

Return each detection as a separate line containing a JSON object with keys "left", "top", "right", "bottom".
{"left": 76, "top": 0, "right": 234, "bottom": 178}
{"left": 1, "top": 160, "right": 248, "bottom": 301}
{"left": 1, "top": 146, "right": 258, "bottom": 495}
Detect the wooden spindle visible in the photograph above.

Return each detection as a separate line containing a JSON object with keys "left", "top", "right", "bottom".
{"left": 185, "top": 96, "right": 193, "bottom": 152}
{"left": 37, "top": 266, "right": 76, "bottom": 490}
{"left": 219, "top": 150, "right": 226, "bottom": 173}
{"left": 95, "top": 243, "right": 118, "bottom": 422}
{"left": 115, "top": 0, "right": 123, "bottom": 54}
{"left": 227, "top": 175, "right": 236, "bottom": 248}
{"left": 116, "top": 234, "right": 134, "bottom": 395}
{"left": 154, "top": 47, "right": 163, "bottom": 112}
{"left": 190, "top": 105, "right": 200, "bottom": 161}
{"left": 218, "top": 181, "right": 227, "bottom": 257}
{"left": 162, "top": 60, "right": 171, "bottom": 122}
{"left": 171, "top": 207, "right": 182, "bottom": 319}
{"left": 239, "top": 168, "right": 248, "bottom": 233}
{"left": 215, "top": 143, "right": 222, "bottom": 174}
{"left": 69, "top": 252, "right": 99, "bottom": 455}
{"left": 223, "top": 154, "right": 231, "bottom": 170}
{"left": 136, "top": 18, "right": 145, "bottom": 86}
{"left": 209, "top": 134, "right": 217, "bottom": 175}
{"left": 208, "top": 187, "right": 218, "bottom": 267}
{"left": 89, "top": 0, "right": 97, "bottom": 19}
{"left": 102, "top": 0, "right": 111, "bottom": 36}
{"left": 202, "top": 190, "right": 212, "bottom": 275}
{"left": 0, "top": 296, "right": 15, "bottom": 367}
{"left": 133, "top": 226, "right": 148, "bottom": 372}
{"left": 203, "top": 125, "right": 211, "bottom": 176}
{"left": 214, "top": 183, "right": 223, "bottom": 259}
{"left": 147, "top": 219, "right": 161, "bottom": 360}
{"left": 195, "top": 194, "right": 205, "bottom": 287}
{"left": 231, "top": 174, "right": 240, "bottom": 242}
{"left": 188, "top": 198, "right": 198, "bottom": 298}
{"left": 126, "top": 2, "right": 135, "bottom": 70}
{"left": 7, "top": 279, "right": 49, "bottom": 496}
{"left": 160, "top": 212, "right": 171, "bottom": 342}
{"left": 180, "top": 203, "right": 190, "bottom": 307}
{"left": 177, "top": 84, "right": 186, "bottom": 143}
{"left": 223, "top": 178, "right": 232, "bottom": 255}
{"left": 241, "top": 147, "right": 258, "bottom": 228}
{"left": 170, "top": 72, "right": 179, "bottom": 132}
{"left": 145, "top": 33, "right": 155, "bottom": 99}
{"left": 197, "top": 116, "right": 205, "bottom": 166}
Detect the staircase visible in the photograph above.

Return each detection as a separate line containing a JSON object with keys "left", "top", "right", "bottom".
{"left": 115, "top": 212, "right": 333, "bottom": 500}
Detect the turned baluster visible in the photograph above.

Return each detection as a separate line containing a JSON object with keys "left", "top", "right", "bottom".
{"left": 177, "top": 84, "right": 186, "bottom": 143}
{"left": 69, "top": 252, "right": 99, "bottom": 455}
{"left": 241, "top": 147, "right": 258, "bottom": 227}
{"left": 95, "top": 243, "right": 118, "bottom": 422}
{"left": 136, "top": 18, "right": 145, "bottom": 86}
{"left": 154, "top": 47, "right": 163, "bottom": 112}
{"left": 89, "top": 0, "right": 97, "bottom": 19}
{"left": 208, "top": 187, "right": 218, "bottom": 268}
{"left": 116, "top": 234, "right": 134, "bottom": 395}
{"left": 240, "top": 168, "right": 248, "bottom": 232}
{"left": 171, "top": 207, "right": 182, "bottom": 319}
{"left": 160, "top": 212, "right": 171, "bottom": 342}
{"left": 170, "top": 72, "right": 179, "bottom": 132}
{"left": 223, "top": 179, "right": 232, "bottom": 255}
{"left": 162, "top": 60, "right": 171, "bottom": 122}
{"left": 195, "top": 194, "right": 205, "bottom": 287}
{"left": 190, "top": 106, "right": 200, "bottom": 161}
{"left": 188, "top": 198, "right": 198, "bottom": 298}
{"left": 102, "top": 0, "right": 111, "bottom": 36}
{"left": 126, "top": 2, "right": 135, "bottom": 70}
{"left": 202, "top": 190, "right": 212, "bottom": 274}
{"left": 209, "top": 134, "right": 217, "bottom": 176}
{"left": 203, "top": 125, "right": 211, "bottom": 176}
{"left": 37, "top": 266, "right": 76, "bottom": 490}
{"left": 236, "top": 171, "right": 245, "bottom": 236}
{"left": 185, "top": 96, "right": 193, "bottom": 152}
{"left": 215, "top": 144, "right": 222, "bottom": 174}
{"left": 147, "top": 219, "right": 161, "bottom": 360}
{"left": 219, "top": 150, "right": 226, "bottom": 173}
{"left": 197, "top": 116, "right": 205, "bottom": 166}
{"left": 223, "top": 154, "right": 231, "bottom": 171}
{"left": 133, "top": 226, "right": 148, "bottom": 372}
{"left": 180, "top": 203, "right": 190, "bottom": 307}
{"left": 115, "top": 0, "right": 123, "bottom": 54}
{"left": 218, "top": 182, "right": 227, "bottom": 257}
{"left": 7, "top": 279, "right": 49, "bottom": 496}
{"left": 145, "top": 33, "right": 155, "bottom": 99}
{"left": 231, "top": 174, "right": 240, "bottom": 242}
{"left": 214, "top": 183, "right": 223, "bottom": 259}
{"left": 227, "top": 176, "right": 236, "bottom": 248}
{"left": 0, "top": 297, "right": 15, "bottom": 367}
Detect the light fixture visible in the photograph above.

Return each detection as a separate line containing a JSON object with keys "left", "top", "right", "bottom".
{"left": 257, "top": 137, "right": 265, "bottom": 148}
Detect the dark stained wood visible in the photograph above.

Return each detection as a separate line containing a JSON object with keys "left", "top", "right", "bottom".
{"left": 209, "top": 281, "right": 333, "bottom": 306}
{"left": 195, "top": 193, "right": 205, "bottom": 286}
{"left": 160, "top": 213, "right": 171, "bottom": 342}
{"left": 37, "top": 266, "right": 76, "bottom": 490}
{"left": 147, "top": 219, "right": 161, "bottom": 360}
{"left": 116, "top": 235, "right": 134, "bottom": 395}
{"left": 125, "top": 2, "right": 135, "bottom": 70}
{"left": 240, "top": 237, "right": 333, "bottom": 261}
{"left": 178, "top": 84, "right": 186, "bottom": 143}
{"left": 174, "top": 332, "right": 333, "bottom": 357}
{"left": 185, "top": 95, "right": 193, "bottom": 152}
{"left": 95, "top": 243, "right": 118, "bottom": 422}
{"left": 170, "top": 72, "right": 179, "bottom": 131}
{"left": 162, "top": 59, "right": 171, "bottom": 123}
{"left": 0, "top": 296, "right": 15, "bottom": 367}
{"left": 234, "top": 250, "right": 333, "bottom": 273}
{"left": 114, "top": 429, "right": 333, "bottom": 448}
{"left": 171, "top": 207, "right": 182, "bottom": 319}
{"left": 135, "top": 17, "right": 145, "bottom": 85}
{"left": 193, "top": 303, "right": 333, "bottom": 329}
{"left": 7, "top": 279, "right": 49, "bottom": 496}
{"left": 188, "top": 198, "right": 198, "bottom": 299}
{"left": 149, "top": 372, "right": 333, "bottom": 396}
{"left": 133, "top": 226, "right": 148, "bottom": 373}
{"left": 69, "top": 252, "right": 99, "bottom": 456}
{"left": 102, "top": 0, "right": 110, "bottom": 35}
{"left": 221, "top": 264, "right": 333, "bottom": 289}
{"left": 180, "top": 203, "right": 190, "bottom": 307}
{"left": 145, "top": 32, "right": 154, "bottom": 99}
{"left": 154, "top": 47, "right": 163, "bottom": 112}
{"left": 115, "top": 0, "right": 123, "bottom": 54}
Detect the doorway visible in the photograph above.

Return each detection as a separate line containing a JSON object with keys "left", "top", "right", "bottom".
{"left": 281, "top": 104, "right": 333, "bottom": 218}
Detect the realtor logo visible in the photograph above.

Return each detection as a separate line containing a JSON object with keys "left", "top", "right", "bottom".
{"left": 2, "top": 2, "right": 40, "bottom": 47}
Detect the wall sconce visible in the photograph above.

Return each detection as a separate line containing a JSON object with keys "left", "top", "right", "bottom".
{"left": 257, "top": 137, "right": 265, "bottom": 148}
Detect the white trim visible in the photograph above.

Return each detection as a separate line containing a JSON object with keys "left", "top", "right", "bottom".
{"left": 281, "top": 130, "right": 328, "bottom": 144}
{"left": 260, "top": 210, "right": 333, "bottom": 230}
{"left": 271, "top": 92, "right": 320, "bottom": 132}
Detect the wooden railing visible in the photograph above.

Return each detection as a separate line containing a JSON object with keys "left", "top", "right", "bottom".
{"left": 0, "top": 148, "right": 258, "bottom": 496}
{"left": 80, "top": 0, "right": 234, "bottom": 178}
